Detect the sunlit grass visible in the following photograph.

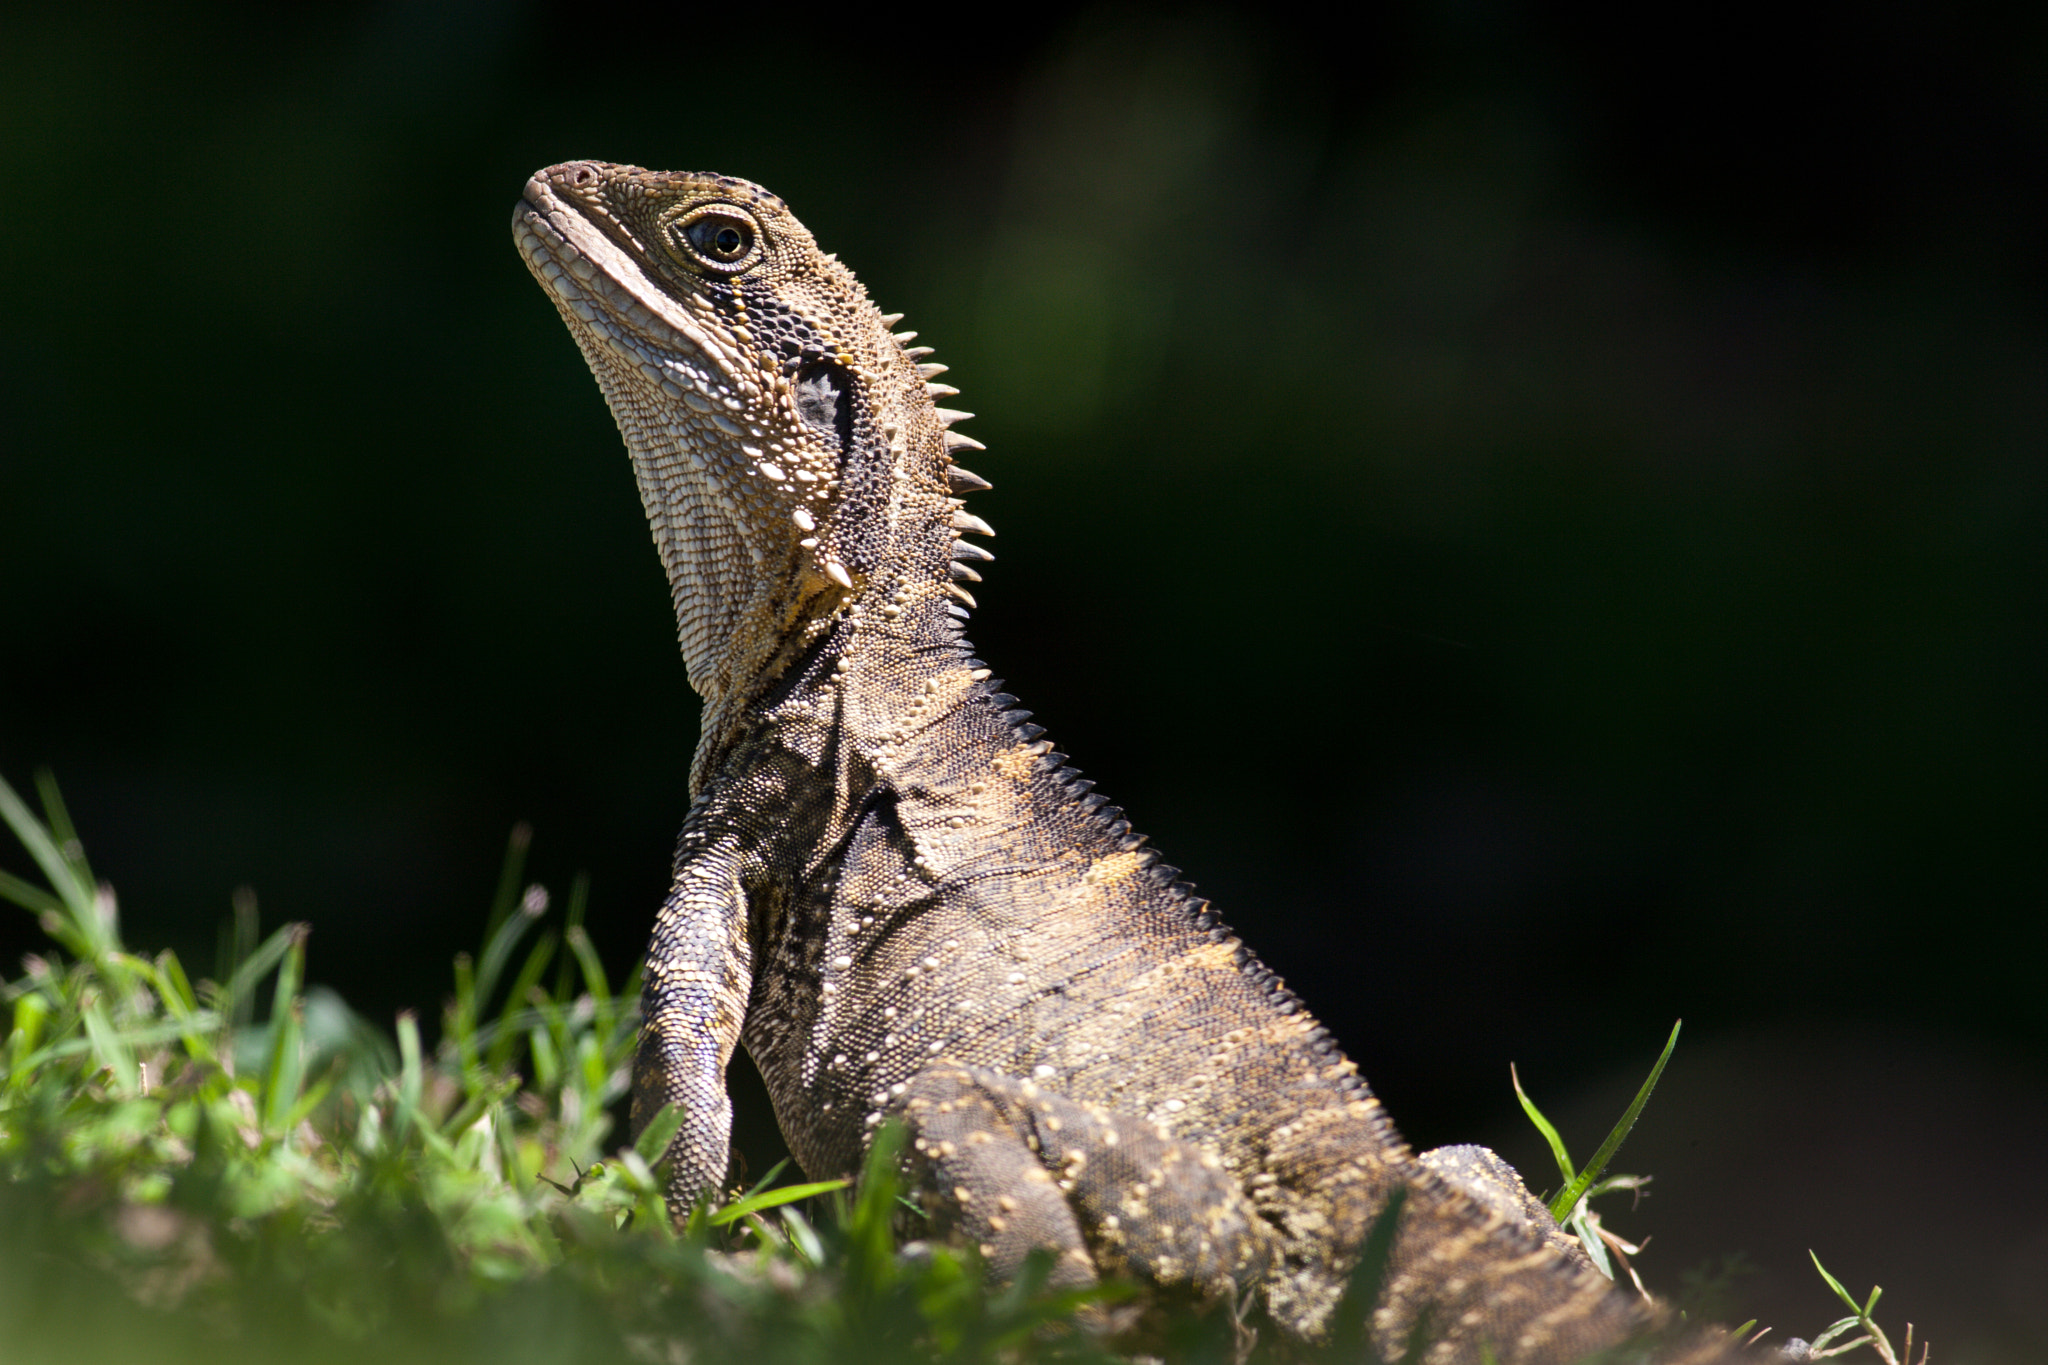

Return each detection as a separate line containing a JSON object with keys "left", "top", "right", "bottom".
{"left": 1511, "top": 1026, "right": 1925, "bottom": 1360}
{"left": 3, "top": 767, "right": 1920, "bottom": 1362}
{"left": 0, "top": 769, "right": 1129, "bottom": 1364}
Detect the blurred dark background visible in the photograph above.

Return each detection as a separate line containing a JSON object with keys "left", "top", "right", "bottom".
{"left": 2, "top": 0, "right": 2042, "bottom": 1357}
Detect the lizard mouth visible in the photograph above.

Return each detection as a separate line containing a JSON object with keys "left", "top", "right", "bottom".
{"left": 511, "top": 175, "right": 739, "bottom": 385}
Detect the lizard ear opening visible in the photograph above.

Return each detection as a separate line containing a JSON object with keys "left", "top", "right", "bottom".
{"left": 793, "top": 359, "right": 855, "bottom": 465}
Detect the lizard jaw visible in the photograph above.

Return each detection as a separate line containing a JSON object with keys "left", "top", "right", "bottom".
{"left": 514, "top": 171, "right": 850, "bottom": 709}
{"left": 514, "top": 176, "right": 750, "bottom": 386}
{"left": 514, "top": 163, "right": 999, "bottom": 783}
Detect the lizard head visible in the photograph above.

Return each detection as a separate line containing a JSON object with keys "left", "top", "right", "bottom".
{"left": 512, "top": 162, "right": 989, "bottom": 721}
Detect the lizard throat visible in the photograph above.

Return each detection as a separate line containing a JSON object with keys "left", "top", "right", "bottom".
{"left": 514, "top": 179, "right": 854, "bottom": 711}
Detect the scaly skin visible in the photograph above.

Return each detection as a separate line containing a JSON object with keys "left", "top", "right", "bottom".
{"left": 511, "top": 162, "right": 1750, "bottom": 1363}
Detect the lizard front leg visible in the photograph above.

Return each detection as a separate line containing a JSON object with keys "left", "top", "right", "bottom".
{"left": 631, "top": 802, "right": 756, "bottom": 1209}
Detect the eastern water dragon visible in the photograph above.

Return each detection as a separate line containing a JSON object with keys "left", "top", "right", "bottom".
{"left": 512, "top": 161, "right": 1756, "bottom": 1364}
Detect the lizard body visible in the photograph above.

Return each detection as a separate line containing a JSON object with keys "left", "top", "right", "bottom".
{"left": 512, "top": 162, "right": 1746, "bottom": 1363}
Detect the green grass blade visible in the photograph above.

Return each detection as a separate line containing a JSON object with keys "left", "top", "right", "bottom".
{"left": 483, "top": 930, "right": 557, "bottom": 1073}
{"left": 16, "top": 1014, "right": 232, "bottom": 1073}
{"left": 32, "top": 770, "right": 82, "bottom": 855}
{"left": 0, "top": 770, "right": 96, "bottom": 929}
{"left": 526, "top": 1018, "right": 560, "bottom": 1089}
{"left": 282, "top": 1075, "right": 336, "bottom": 1131}
{"left": 1572, "top": 1211, "right": 1614, "bottom": 1279}
{"left": 80, "top": 996, "right": 138, "bottom": 1093}
{"left": 632, "top": 1101, "right": 687, "bottom": 1170}
{"left": 1809, "top": 1250, "right": 1862, "bottom": 1315}
{"left": 218, "top": 918, "right": 300, "bottom": 1029}
{"left": 1810, "top": 1315, "right": 1866, "bottom": 1352}
{"left": 32, "top": 770, "right": 96, "bottom": 910}
{"left": 1548, "top": 1020, "right": 1681, "bottom": 1221}
{"left": 215, "top": 887, "right": 259, "bottom": 1028}
{"left": 259, "top": 929, "right": 309, "bottom": 1134}
{"left": 120, "top": 954, "right": 219, "bottom": 1063}
{"left": 563, "top": 873, "right": 588, "bottom": 931}
{"left": 483, "top": 823, "right": 532, "bottom": 945}
{"left": 564, "top": 925, "right": 612, "bottom": 1008}
{"left": 778, "top": 1204, "right": 825, "bottom": 1266}
{"left": 1511, "top": 1063, "right": 1578, "bottom": 1189}
{"left": 552, "top": 874, "right": 589, "bottom": 1000}
{"left": 474, "top": 882, "right": 547, "bottom": 1017}
{"left": 844, "top": 1120, "right": 909, "bottom": 1300}
{"left": 0, "top": 866, "right": 64, "bottom": 918}
{"left": 151, "top": 949, "right": 202, "bottom": 1015}
{"left": 451, "top": 951, "right": 482, "bottom": 1080}
{"left": 395, "top": 1009, "right": 426, "bottom": 1136}
{"left": 564, "top": 925, "right": 620, "bottom": 1050}
{"left": 711, "top": 1178, "right": 851, "bottom": 1226}
{"left": 6, "top": 991, "right": 52, "bottom": 1090}
{"left": 733, "top": 1157, "right": 792, "bottom": 1203}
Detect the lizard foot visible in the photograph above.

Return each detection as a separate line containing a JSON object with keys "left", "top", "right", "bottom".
{"left": 893, "top": 1065, "right": 1274, "bottom": 1310}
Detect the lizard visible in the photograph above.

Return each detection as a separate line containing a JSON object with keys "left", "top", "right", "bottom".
{"left": 511, "top": 161, "right": 1752, "bottom": 1363}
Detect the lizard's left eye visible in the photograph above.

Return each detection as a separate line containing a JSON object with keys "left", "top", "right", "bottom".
{"left": 669, "top": 206, "right": 761, "bottom": 273}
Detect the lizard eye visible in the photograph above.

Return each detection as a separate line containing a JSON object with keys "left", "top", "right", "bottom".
{"left": 668, "top": 206, "right": 761, "bottom": 273}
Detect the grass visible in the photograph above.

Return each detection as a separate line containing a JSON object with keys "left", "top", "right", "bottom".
{"left": 1509, "top": 1026, "right": 1929, "bottom": 1362}
{"left": 0, "top": 769, "right": 1129, "bottom": 1365}
{"left": 0, "top": 768, "right": 1919, "bottom": 1363}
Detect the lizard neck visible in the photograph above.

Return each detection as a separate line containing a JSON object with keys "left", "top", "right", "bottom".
{"left": 692, "top": 467, "right": 986, "bottom": 793}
